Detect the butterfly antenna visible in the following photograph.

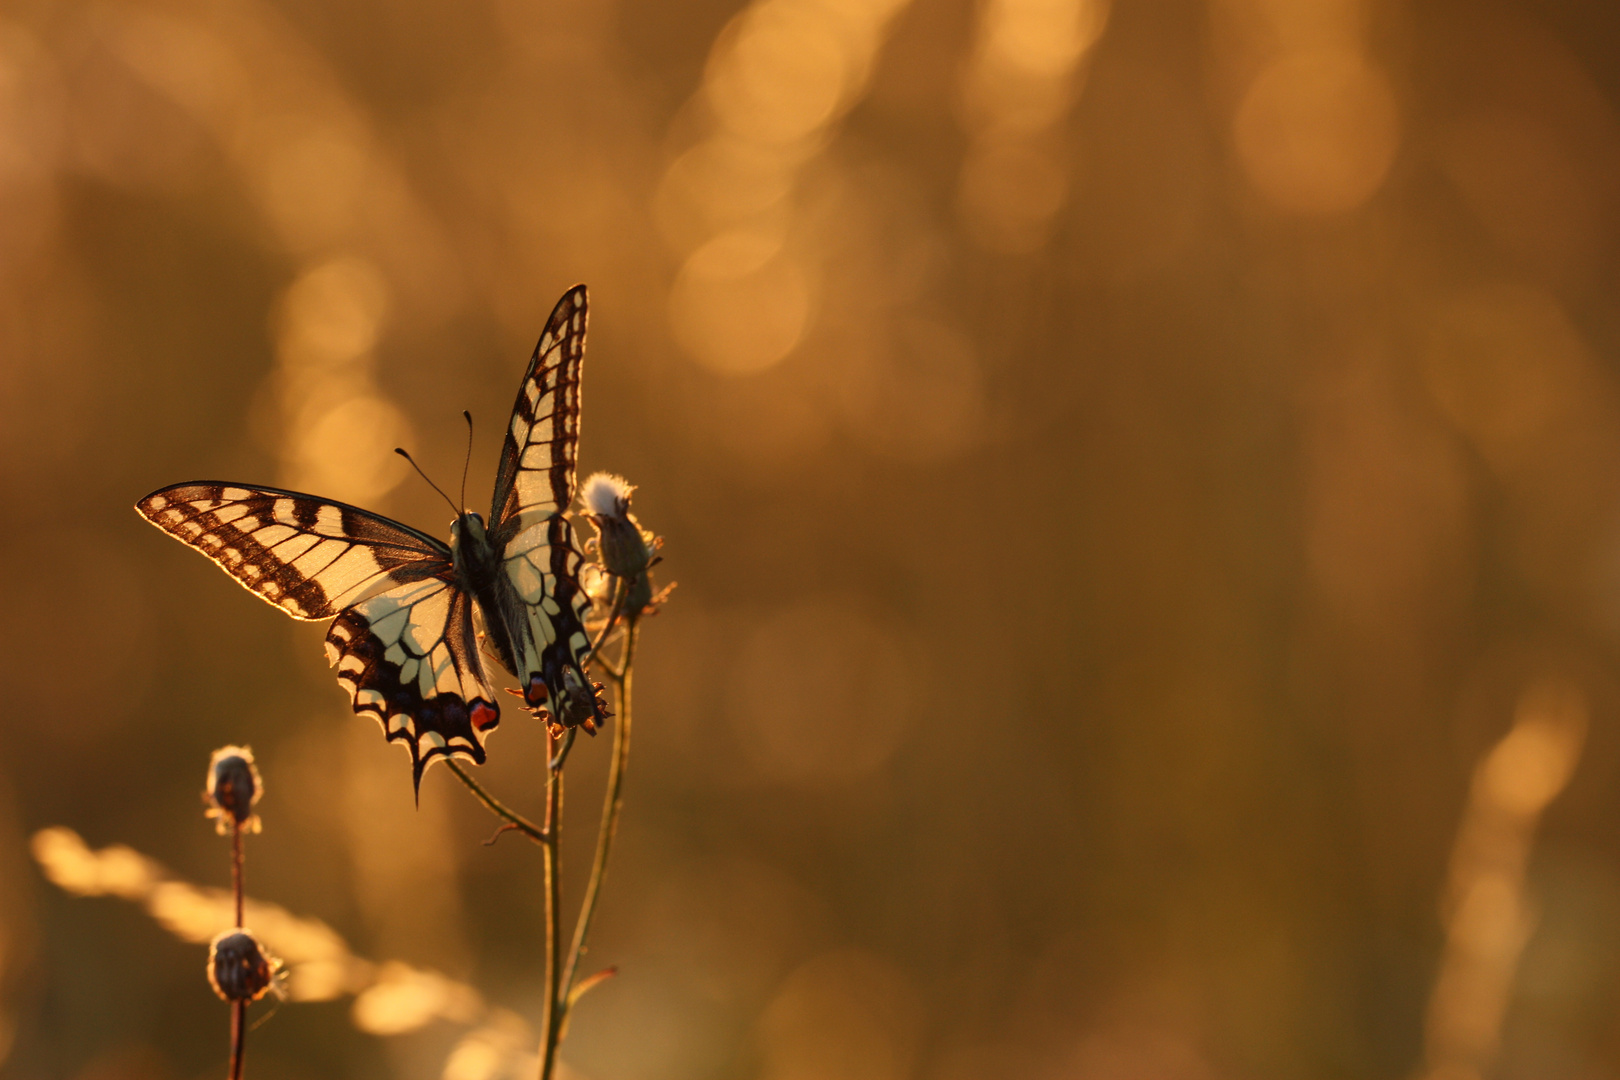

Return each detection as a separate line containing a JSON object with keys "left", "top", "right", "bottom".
{"left": 394, "top": 448, "right": 459, "bottom": 517}
{"left": 460, "top": 410, "right": 474, "bottom": 515}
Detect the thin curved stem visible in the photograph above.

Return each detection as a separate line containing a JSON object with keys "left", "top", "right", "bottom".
{"left": 446, "top": 760, "right": 549, "bottom": 846}
{"left": 592, "top": 650, "right": 622, "bottom": 683}
{"left": 539, "top": 731, "right": 565, "bottom": 1080}
{"left": 560, "top": 619, "right": 639, "bottom": 1016}
{"left": 590, "top": 653, "right": 625, "bottom": 682}
{"left": 550, "top": 729, "right": 579, "bottom": 771}
{"left": 587, "top": 578, "right": 629, "bottom": 667}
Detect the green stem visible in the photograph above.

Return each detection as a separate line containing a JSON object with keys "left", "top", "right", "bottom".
{"left": 446, "top": 760, "right": 549, "bottom": 846}
{"left": 560, "top": 620, "right": 639, "bottom": 1019}
{"left": 539, "top": 731, "right": 564, "bottom": 1080}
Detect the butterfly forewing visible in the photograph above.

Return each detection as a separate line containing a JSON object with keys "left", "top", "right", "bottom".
{"left": 491, "top": 285, "right": 585, "bottom": 538}
{"left": 137, "top": 484, "right": 452, "bottom": 618}
{"left": 484, "top": 286, "right": 601, "bottom": 727}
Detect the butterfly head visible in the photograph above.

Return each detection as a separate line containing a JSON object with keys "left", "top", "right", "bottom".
{"left": 451, "top": 510, "right": 488, "bottom": 547}
{"left": 449, "top": 511, "right": 498, "bottom": 582}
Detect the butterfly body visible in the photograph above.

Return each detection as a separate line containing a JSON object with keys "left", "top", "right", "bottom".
{"left": 138, "top": 287, "right": 604, "bottom": 790}
{"left": 448, "top": 511, "right": 514, "bottom": 668}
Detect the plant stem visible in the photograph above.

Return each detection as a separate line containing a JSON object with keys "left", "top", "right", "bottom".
{"left": 229, "top": 1001, "right": 246, "bottom": 1080}
{"left": 588, "top": 578, "right": 630, "bottom": 660}
{"left": 228, "top": 819, "right": 245, "bottom": 1080}
{"left": 561, "top": 619, "right": 639, "bottom": 1016}
{"left": 550, "top": 729, "right": 578, "bottom": 771}
{"left": 231, "top": 821, "right": 244, "bottom": 928}
{"left": 539, "top": 730, "right": 564, "bottom": 1080}
{"left": 446, "top": 759, "right": 549, "bottom": 845}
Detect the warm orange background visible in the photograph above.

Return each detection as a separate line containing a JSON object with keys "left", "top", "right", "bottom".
{"left": 4, "top": 0, "right": 1620, "bottom": 1077}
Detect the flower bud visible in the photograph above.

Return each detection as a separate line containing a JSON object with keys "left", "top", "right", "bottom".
{"left": 581, "top": 473, "right": 656, "bottom": 579}
{"left": 207, "top": 929, "right": 280, "bottom": 1002}
{"left": 625, "top": 569, "right": 654, "bottom": 614}
{"left": 205, "top": 746, "right": 263, "bottom": 834}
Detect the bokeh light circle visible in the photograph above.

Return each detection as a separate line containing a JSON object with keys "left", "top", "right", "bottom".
{"left": 1234, "top": 50, "right": 1400, "bottom": 216}
{"left": 670, "top": 230, "right": 813, "bottom": 374}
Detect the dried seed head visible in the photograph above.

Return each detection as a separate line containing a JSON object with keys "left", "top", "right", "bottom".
{"left": 580, "top": 472, "right": 658, "bottom": 579}
{"left": 205, "top": 746, "right": 263, "bottom": 834}
{"left": 207, "top": 929, "right": 280, "bottom": 1002}
{"left": 581, "top": 472, "right": 633, "bottom": 519}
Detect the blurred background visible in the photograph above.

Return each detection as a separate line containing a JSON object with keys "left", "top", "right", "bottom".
{"left": 4, "top": 0, "right": 1620, "bottom": 1076}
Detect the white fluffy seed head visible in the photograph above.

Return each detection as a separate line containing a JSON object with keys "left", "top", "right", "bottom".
{"left": 581, "top": 472, "right": 634, "bottom": 520}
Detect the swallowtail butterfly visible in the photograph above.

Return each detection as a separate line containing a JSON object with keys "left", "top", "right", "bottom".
{"left": 137, "top": 286, "right": 606, "bottom": 791}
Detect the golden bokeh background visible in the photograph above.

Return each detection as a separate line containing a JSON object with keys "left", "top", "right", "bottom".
{"left": 4, "top": 0, "right": 1620, "bottom": 1076}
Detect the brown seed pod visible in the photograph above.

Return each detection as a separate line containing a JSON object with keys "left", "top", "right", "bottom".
{"left": 207, "top": 929, "right": 280, "bottom": 1003}
{"left": 205, "top": 746, "right": 263, "bottom": 834}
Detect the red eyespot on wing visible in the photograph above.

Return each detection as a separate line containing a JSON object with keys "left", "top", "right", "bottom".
{"left": 525, "top": 676, "right": 549, "bottom": 706}
{"left": 471, "top": 702, "right": 500, "bottom": 731}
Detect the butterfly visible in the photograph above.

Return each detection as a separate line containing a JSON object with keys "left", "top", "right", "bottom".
{"left": 137, "top": 286, "right": 608, "bottom": 792}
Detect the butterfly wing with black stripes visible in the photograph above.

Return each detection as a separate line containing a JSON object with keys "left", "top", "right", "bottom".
{"left": 483, "top": 285, "right": 606, "bottom": 732}
{"left": 136, "top": 484, "right": 501, "bottom": 788}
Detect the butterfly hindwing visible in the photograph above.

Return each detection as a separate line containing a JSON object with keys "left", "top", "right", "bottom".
{"left": 498, "top": 510, "right": 594, "bottom": 684}
{"left": 327, "top": 579, "right": 498, "bottom": 786}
